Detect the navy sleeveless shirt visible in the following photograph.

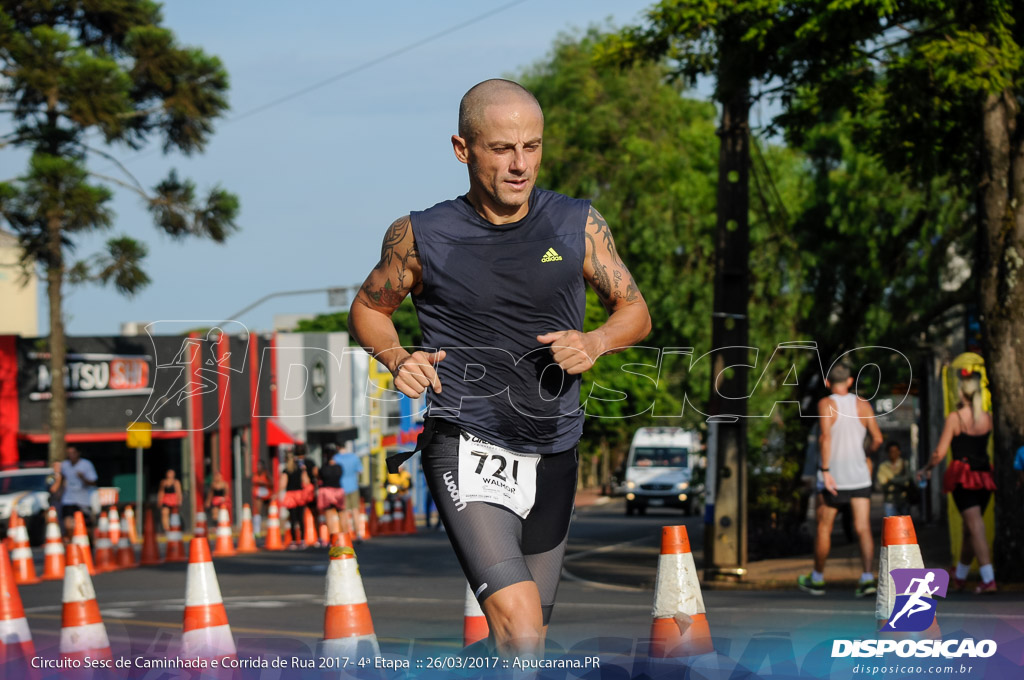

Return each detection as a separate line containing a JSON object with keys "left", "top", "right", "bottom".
{"left": 410, "top": 188, "right": 589, "bottom": 454}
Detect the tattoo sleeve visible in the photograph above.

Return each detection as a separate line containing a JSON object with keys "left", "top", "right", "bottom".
{"left": 356, "top": 215, "right": 420, "bottom": 311}
{"left": 585, "top": 206, "right": 642, "bottom": 311}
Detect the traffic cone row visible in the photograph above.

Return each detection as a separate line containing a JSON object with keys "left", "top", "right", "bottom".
{"left": 194, "top": 511, "right": 207, "bottom": 540}
{"left": 0, "top": 543, "right": 35, "bottom": 665}
{"left": 42, "top": 510, "right": 65, "bottom": 581}
{"left": 318, "top": 533, "right": 379, "bottom": 659}
{"left": 108, "top": 507, "right": 121, "bottom": 557}
{"left": 93, "top": 514, "right": 114, "bottom": 573}
{"left": 213, "top": 508, "right": 236, "bottom": 557}
{"left": 303, "top": 508, "right": 318, "bottom": 547}
{"left": 140, "top": 508, "right": 162, "bottom": 566}
{"left": 72, "top": 511, "right": 96, "bottom": 576}
{"left": 264, "top": 501, "right": 284, "bottom": 551}
{"left": 60, "top": 543, "right": 112, "bottom": 663}
{"left": 123, "top": 505, "right": 138, "bottom": 544}
{"left": 116, "top": 516, "right": 137, "bottom": 569}
{"left": 237, "top": 505, "right": 258, "bottom": 554}
{"left": 182, "top": 538, "right": 237, "bottom": 661}
{"left": 166, "top": 512, "right": 186, "bottom": 562}
{"left": 357, "top": 499, "right": 369, "bottom": 541}
{"left": 8, "top": 514, "right": 39, "bottom": 586}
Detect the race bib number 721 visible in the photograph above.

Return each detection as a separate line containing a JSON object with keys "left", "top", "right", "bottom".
{"left": 457, "top": 433, "right": 540, "bottom": 519}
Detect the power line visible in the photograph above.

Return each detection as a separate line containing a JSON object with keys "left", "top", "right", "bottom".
{"left": 230, "top": 0, "right": 530, "bottom": 123}
{"left": 110, "top": 0, "right": 530, "bottom": 167}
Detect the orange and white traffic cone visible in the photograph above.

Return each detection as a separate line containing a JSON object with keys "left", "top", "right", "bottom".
{"left": 649, "top": 525, "right": 713, "bottom": 658}
{"left": 42, "top": 510, "right": 66, "bottom": 581}
{"left": 60, "top": 543, "right": 112, "bottom": 663}
{"left": 264, "top": 501, "right": 284, "bottom": 551}
{"left": 139, "top": 508, "right": 162, "bottom": 566}
{"left": 193, "top": 511, "right": 208, "bottom": 540}
{"left": 124, "top": 505, "right": 138, "bottom": 544}
{"left": 317, "top": 533, "right": 380, "bottom": 659}
{"left": 92, "top": 514, "right": 114, "bottom": 573}
{"left": 166, "top": 512, "right": 186, "bottom": 562}
{"left": 463, "top": 581, "right": 489, "bottom": 647}
{"left": 182, "top": 538, "right": 237, "bottom": 661}
{"left": 236, "top": 505, "right": 258, "bottom": 554}
{"left": 0, "top": 543, "right": 36, "bottom": 665}
{"left": 303, "top": 508, "right": 318, "bottom": 547}
{"left": 358, "top": 499, "right": 370, "bottom": 541}
{"left": 71, "top": 511, "right": 96, "bottom": 576}
{"left": 8, "top": 514, "right": 40, "bottom": 586}
{"left": 212, "top": 508, "right": 236, "bottom": 557}
{"left": 116, "top": 516, "right": 137, "bottom": 569}
{"left": 106, "top": 507, "right": 121, "bottom": 572}
{"left": 391, "top": 497, "right": 406, "bottom": 535}
{"left": 876, "top": 515, "right": 941, "bottom": 639}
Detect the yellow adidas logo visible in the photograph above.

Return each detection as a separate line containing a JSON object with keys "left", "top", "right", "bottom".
{"left": 541, "top": 247, "right": 562, "bottom": 263}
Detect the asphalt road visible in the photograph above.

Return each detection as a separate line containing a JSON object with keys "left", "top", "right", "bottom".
{"left": 14, "top": 498, "right": 1024, "bottom": 674}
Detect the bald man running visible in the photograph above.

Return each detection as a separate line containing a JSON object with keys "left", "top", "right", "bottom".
{"left": 349, "top": 79, "right": 651, "bottom": 657}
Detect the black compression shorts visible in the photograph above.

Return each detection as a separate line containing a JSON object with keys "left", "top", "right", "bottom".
{"left": 821, "top": 485, "right": 872, "bottom": 508}
{"left": 420, "top": 418, "right": 577, "bottom": 626}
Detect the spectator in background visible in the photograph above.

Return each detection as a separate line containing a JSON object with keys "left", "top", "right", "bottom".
{"left": 918, "top": 370, "right": 996, "bottom": 593}
{"left": 317, "top": 445, "right": 345, "bottom": 536}
{"left": 205, "top": 471, "right": 230, "bottom": 519}
{"left": 48, "top": 461, "right": 63, "bottom": 516}
{"left": 1014, "top": 445, "right": 1024, "bottom": 488}
{"left": 158, "top": 469, "right": 183, "bottom": 532}
{"left": 876, "top": 441, "right": 912, "bottom": 517}
{"left": 60, "top": 446, "right": 97, "bottom": 540}
{"left": 295, "top": 443, "right": 319, "bottom": 526}
{"left": 333, "top": 443, "right": 363, "bottom": 540}
{"left": 279, "top": 451, "right": 312, "bottom": 545}
{"left": 251, "top": 460, "right": 272, "bottom": 537}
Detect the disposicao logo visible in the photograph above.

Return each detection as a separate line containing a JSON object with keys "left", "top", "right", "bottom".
{"left": 831, "top": 567, "right": 998, "bottom": 659}
{"left": 882, "top": 568, "right": 948, "bottom": 632}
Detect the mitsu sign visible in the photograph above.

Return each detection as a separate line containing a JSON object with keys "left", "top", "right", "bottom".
{"left": 29, "top": 352, "right": 152, "bottom": 401}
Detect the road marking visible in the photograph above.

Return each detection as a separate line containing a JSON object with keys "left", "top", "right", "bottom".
{"left": 24, "top": 593, "right": 321, "bottom": 615}
{"left": 562, "top": 536, "right": 655, "bottom": 563}
{"left": 561, "top": 567, "right": 648, "bottom": 593}
{"left": 25, "top": 612, "right": 458, "bottom": 647}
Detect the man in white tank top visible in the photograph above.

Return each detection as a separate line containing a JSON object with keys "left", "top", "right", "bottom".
{"left": 798, "top": 363, "right": 883, "bottom": 597}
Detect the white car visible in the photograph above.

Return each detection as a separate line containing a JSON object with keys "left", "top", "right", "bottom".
{"left": 623, "top": 427, "right": 704, "bottom": 515}
{"left": 0, "top": 468, "right": 56, "bottom": 545}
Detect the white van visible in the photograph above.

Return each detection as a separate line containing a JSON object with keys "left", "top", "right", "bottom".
{"left": 623, "top": 427, "right": 701, "bottom": 515}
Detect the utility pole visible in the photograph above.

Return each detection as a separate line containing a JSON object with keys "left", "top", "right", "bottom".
{"left": 705, "top": 25, "right": 751, "bottom": 582}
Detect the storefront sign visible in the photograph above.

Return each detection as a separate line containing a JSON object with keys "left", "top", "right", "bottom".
{"left": 29, "top": 352, "right": 152, "bottom": 401}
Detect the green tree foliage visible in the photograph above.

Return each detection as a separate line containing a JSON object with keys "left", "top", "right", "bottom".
{"left": 0, "top": 1, "right": 240, "bottom": 462}
{"left": 601, "top": 1, "right": 1024, "bottom": 565}
{"left": 782, "top": 0, "right": 1024, "bottom": 577}
{"left": 517, "top": 31, "right": 811, "bottom": 502}
{"left": 295, "top": 298, "right": 423, "bottom": 348}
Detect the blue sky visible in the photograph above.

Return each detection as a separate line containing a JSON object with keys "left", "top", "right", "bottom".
{"left": 16, "top": 0, "right": 669, "bottom": 336}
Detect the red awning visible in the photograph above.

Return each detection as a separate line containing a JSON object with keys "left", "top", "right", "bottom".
{"left": 266, "top": 418, "right": 298, "bottom": 446}
{"left": 18, "top": 430, "right": 187, "bottom": 444}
